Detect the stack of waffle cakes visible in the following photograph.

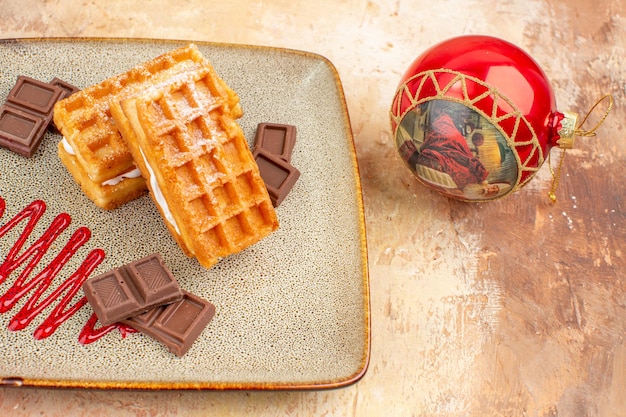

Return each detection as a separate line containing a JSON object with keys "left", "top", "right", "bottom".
{"left": 53, "top": 44, "right": 279, "bottom": 268}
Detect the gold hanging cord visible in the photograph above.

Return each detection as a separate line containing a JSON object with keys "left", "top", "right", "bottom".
{"left": 548, "top": 94, "right": 614, "bottom": 203}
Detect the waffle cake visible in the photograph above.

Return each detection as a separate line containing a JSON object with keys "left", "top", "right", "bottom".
{"left": 112, "top": 68, "right": 279, "bottom": 268}
{"left": 53, "top": 44, "right": 242, "bottom": 210}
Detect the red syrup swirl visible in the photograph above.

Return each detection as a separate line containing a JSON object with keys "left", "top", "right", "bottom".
{"left": 0, "top": 197, "right": 135, "bottom": 343}
{"left": 78, "top": 312, "right": 137, "bottom": 344}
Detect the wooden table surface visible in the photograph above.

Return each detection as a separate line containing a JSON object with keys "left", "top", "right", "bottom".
{"left": 1, "top": 0, "right": 624, "bottom": 416}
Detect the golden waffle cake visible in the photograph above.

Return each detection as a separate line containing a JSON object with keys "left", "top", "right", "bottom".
{"left": 112, "top": 68, "right": 279, "bottom": 268}
{"left": 53, "top": 43, "right": 242, "bottom": 210}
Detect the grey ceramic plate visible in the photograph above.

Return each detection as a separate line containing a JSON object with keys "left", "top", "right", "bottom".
{"left": 0, "top": 38, "right": 369, "bottom": 390}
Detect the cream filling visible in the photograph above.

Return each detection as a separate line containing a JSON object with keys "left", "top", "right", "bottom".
{"left": 62, "top": 137, "right": 142, "bottom": 187}
{"left": 61, "top": 137, "right": 75, "bottom": 155}
{"left": 139, "top": 148, "right": 181, "bottom": 235}
{"left": 101, "top": 167, "right": 142, "bottom": 186}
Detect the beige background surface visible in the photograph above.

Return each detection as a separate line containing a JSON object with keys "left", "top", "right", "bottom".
{"left": 1, "top": 0, "right": 625, "bottom": 416}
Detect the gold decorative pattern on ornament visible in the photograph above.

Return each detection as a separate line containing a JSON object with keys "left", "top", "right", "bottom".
{"left": 391, "top": 69, "right": 544, "bottom": 192}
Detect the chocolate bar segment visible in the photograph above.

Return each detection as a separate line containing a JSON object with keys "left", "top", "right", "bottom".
{"left": 0, "top": 76, "right": 65, "bottom": 157}
{"left": 49, "top": 77, "right": 80, "bottom": 99}
{"left": 0, "top": 105, "right": 47, "bottom": 157}
{"left": 7, "top": 76, "right": 64, "bottom": 116}
{"left": 123, "top": 291, "right": 216, "bottom": 357}
{"left": 253, "top": 147, "right": 300, "bottom": 207}
{"left": 254, "top": 123, "right": 297, "bottom": 162}
{"left": 83, "top": 253, "right": 184, "bottom": 325}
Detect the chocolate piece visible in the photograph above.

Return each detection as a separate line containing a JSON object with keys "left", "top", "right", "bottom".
{"left": 7, "top": 76, "right": 64, "bottom": 116}
{"left": 254, "top": 123, "right": 297, "bottom": 162}
{"left": 82, "top": 253, "right": 184, "bottom": 326}
{"left": 49, "top": 77, "right": 80, "bottom": 99}
{"left": 253, "top": 147, "right": 300, "bottom": 207}
{"left": 123, "top": 291, "right": 216, "bottom": 357}
{"left": 0, "top": 105, "right": 47, "bottom": 157}
{"left": 0, "top": 75, "right": 64, "bottom": 157}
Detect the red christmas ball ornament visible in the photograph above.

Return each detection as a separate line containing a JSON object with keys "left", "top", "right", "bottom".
{"left": 390, "top": 35, "right": 581, "bottom": 202}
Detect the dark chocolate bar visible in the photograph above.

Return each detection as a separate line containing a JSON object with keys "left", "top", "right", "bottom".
{"left": 253, "top": 147, "right": 300, "bottom": 207}
{"left": 7, "top": 76, "right": 64, "bottom": 116}
{"left": 0, "top": 105, "right": 47, "bottom": 157}
{"left": 254, "top": 123, "right": 297, "bottom": 162}
{"left": 83, "top": 253, "right": 184, "bottom": 326}
{"left": 0, "top": 75, "right": 64, "bottom": 157}
{"left": 123, "top": 291, "right": 216, "bottom": 357}
{"left": 49, "top": 77, "right": 80, "bottom": 99}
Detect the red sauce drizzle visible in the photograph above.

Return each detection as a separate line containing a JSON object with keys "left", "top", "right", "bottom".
{"left": 78, "top": 312, "right": 137, "bottom": 345}
{"left": 0, "top": 197, "right": 134, "bottom": 344}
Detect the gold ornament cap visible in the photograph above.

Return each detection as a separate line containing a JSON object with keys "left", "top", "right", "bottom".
{"left": 556, "top": 111, "right": 579, "bottom": 149}
{"left": 548, "top": 95, "right": 613, "bottom": 203}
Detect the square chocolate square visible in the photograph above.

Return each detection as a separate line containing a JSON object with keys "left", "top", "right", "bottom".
{"left": 253, "top": 147, "right": 300, "bottom": 207}
{"left": 49, "top": 77, "right": 80, "bottom": 100}
{"left": 123, "top": 291, "right": 216, "bottom": 357}
{"left": 82, "top": 254, "right": 184, "bottom": 325}
{"left": 7, "top": 75, "right": 64, "bottom": 116}
{"left": 254, "top": 123, "right": 297, "bottom": 162}
{"left": 0, "top": 104, "right": 47, "bottom": 157}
